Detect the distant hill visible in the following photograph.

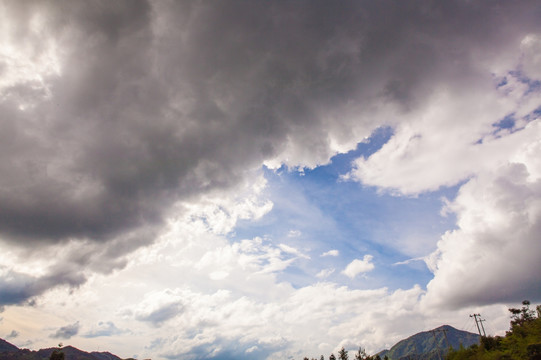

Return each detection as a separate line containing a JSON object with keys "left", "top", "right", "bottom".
{"left": 378, "top": 325, "right": 480, "bottom": 360}
{"left": 0, "top": 339, "right": 18, "bottom": 353}
{"left": 0, "top": 341, "right": 125, "bottom": 360}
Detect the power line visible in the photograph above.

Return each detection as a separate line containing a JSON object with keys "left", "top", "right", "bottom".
{"left": 470, "top": 314, "right": 487, "bottom": 337}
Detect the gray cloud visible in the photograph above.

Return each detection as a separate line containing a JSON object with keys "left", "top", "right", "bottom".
{"left": 135, "top": 301, "right": 184, "bottom": 327}
{"left": 50, "top": 321, "right": 80, "bottom": 340}
{"left": 82, "top": 321, "right": 127, "bottom": 338}
{"left": 0, "top": 267, "right": 85, "bottom": 306}
{"left": 1, "top": 0, "right": 540, "bottom": 305}
{"left": 6, "top": 330, "right": 19, "bottom": 339}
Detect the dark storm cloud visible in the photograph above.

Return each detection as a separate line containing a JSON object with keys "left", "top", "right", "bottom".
{"left": 50, "top": 322, "right": 80, "bottom": 340}
{"left": 1, "top": 0, "right": 540, "bottom": 288}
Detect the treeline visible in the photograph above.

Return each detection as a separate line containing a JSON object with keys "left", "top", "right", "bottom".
{"left": 447, "top": 301, "right": 541, "bottom": 360}
{"left": 301, "top": 346, "right": 388, "bottom": 360}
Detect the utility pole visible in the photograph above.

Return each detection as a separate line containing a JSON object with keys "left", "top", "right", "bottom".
{"left": 479, "top": 317, "right": 487, "bottom": 337}
{"left": 470, "top": 314, "right": 487, "bottom": 337}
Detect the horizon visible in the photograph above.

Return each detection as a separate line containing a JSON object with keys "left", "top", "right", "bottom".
{"left": 0, "top": 1, "right": 540, "bottom": 359}
{"left": 0, "top": 322, "right": 483, "bottom": 355}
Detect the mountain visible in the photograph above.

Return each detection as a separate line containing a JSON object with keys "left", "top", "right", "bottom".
{"left": 378, "top": 325, "right": 480, "bottom": 360}
{"left": 0, "top": 341, "right": 125, "bottom": 360}
{"left": 0, "top": 339, "right": 18, "bottom": 353}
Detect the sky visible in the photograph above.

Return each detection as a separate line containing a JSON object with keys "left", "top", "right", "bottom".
{"left": 0, "top": 1, "right": 540, "bottom": 359}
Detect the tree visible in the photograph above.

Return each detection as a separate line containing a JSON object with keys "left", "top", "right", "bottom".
{"left": 354, "top": 347, "right": 368, "bottom": 360}
{"left": 509, "top": 300, "right": 536, "bottom": 328}
{"left": 330, "top": 353, "right": 337, "bottom": 360}
{"left": 339, "top": 347, "right": 349, "bottom": 360}
{"left": 49, "top": 350, "right": 65, "bottom": 360}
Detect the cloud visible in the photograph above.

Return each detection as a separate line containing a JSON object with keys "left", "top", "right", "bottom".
{"left": 132, "top": 283, "right": 433, "bottom": 360}
{"left": 135, "top": 301, "right": 184, "bottom": 327}
{"left": 287, "top": 230, "right": 302, "bottom": 238}
{"left": 424, "top": 129, "right": 541, "bottom": 308}
{"left": 393, "top": 257, "right": 425, "bottom": 266}
{"left": 0, "top": 0, "right": 540, "bottom": 307}
{"left": 321, "top": 250, "right": 339, "bottom": 257}
{"left": 342, "top": 255, "right": 375, "bottom": 279}
{"left": 0, "top": 266, "right": 85, "bottom": 306}
{"left": 50, "top": 322, "right": 80, "bottom": 340}
{"left": 82, "top": 321, "right": 127, "bottom": 338}
{"left": 316, "top": 268, "right": 335, "bottom": 279}
{"left": 6, "top": 330, "right": 19, "bottom": 339}
{"left": 278, "top": 244, "right": 310, "bottom": 259}
{"left": 0, "top": 1, "right": 540, "bottom": 358}
{"left": 130, "top": 289, "right": 193, "bottom": 327}
{"left": 520, "top": 34, "right": 541, "bottom": 79}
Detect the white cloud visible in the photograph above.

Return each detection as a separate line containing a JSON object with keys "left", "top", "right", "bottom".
{"left": 316, "top": 268, "right": 335, "bottom": 279}
{"left": 278, "top": 244, "right": 310, "bottom": 259}
{"left": 321, "top": 250, "right": 339, "bottom": 257}
{"left": 342, "top": 255, "right": 375, "bottom": 279}
{"left": 520, "top": 34, "right": 541, "bottom": 79}
{"left": 287, "top": 230, "right": 302, "bottom": 238}
{"left": 424, "top": 126, "right": 541, "bottom": 308}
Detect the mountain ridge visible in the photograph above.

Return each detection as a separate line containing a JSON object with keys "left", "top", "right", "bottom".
{"left": 0, "top": 342, "right": 126, "bottom": 360}
{"left": 378, "top": 325, "right": 480, "bottom": 360}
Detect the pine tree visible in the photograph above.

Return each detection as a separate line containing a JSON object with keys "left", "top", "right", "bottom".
{"left": 355, "top": 347, "right": 368, "bottom": 360}
{"left": 339, "top": 347, "right": 349, "bottom": 360}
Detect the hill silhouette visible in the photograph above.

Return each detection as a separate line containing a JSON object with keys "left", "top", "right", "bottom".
{"left": 0, "top": 339, "right": 19, "bottom": 354}
{"left": 0, "top": 342, "right": 124, "bottom": 360}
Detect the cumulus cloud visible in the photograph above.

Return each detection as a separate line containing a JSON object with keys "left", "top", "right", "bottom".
{"left": 130, "top": 283, "right": 435, "bottom": 360}
{"left": 0, "top": 0, "right": 540, "bottom": 358}
{"left": 50, "top": 322, "right": 80, "bottom": 340}
{"left": 0, "top": 0, "right": 539, "bottom": 305}
{"left": 424, "top": 126, "right": 541, "bottom": 308}
{"left": 342, "top": 255, "right": 375, "bottom": 279}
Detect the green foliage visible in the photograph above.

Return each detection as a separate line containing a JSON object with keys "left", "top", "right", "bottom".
{"left": 446, "top": 301, "right": 541, "bottom": 360}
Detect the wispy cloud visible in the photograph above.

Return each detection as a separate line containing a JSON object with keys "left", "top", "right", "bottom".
{"left": 316, "top": 268, "right": 336, "bottom": 279}
{"left": 321, "top": 250, "right": 339, "bottom": 257}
